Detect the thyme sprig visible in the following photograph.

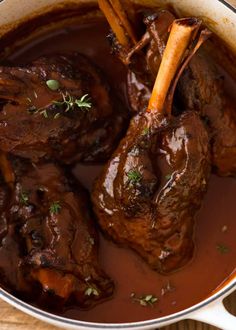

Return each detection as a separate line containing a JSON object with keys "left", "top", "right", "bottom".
{"left": 53, "top": 93, "right": 92, "bottom": 112}
{"left": 28, "top": 93, "right": 92, "bottom": 119}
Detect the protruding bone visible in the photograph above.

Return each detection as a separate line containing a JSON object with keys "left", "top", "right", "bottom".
{"left": 148, "top": 18, "right": 201, "bottom": 113}
{"left": 109, "top": 0, "right": 137, "bottom": 44}
{"left": 98, "top": 0, "right": 136, "bottom": 48}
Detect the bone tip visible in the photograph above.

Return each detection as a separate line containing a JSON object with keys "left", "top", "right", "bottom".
{"left": 175, "top": 17, "right": 202, "bottom": 28}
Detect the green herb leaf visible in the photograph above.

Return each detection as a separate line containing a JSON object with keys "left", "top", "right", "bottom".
{"left": 46, "top": 79, "right": 60, "bottom": 91}
{"left": 85, "top": 285, "right": 99, "bottom": 297}
{"left": 54, "top": 93, "right": 92, "bottom": 113}
{"left": 75, "top": 94, "right": 92, "bottom": 110}
{"left": 216, "top": 243, "right": 229, "bottom": 254}
{"left": 29, "top": 92, "right": 92, "bottom": 120}
{"left": 49, "top": 201, "right": 61, "bottom": 215}
{"left": 141, "top": 127, "right": 149, "bottom": 136}
{"left": 19, "top": 191, "right": 29, "bottom": 205}
{"left": 127, "top": 169, "right": 142, "bottom": 185}
{"left": 130, "top": 293, "right": 158, "bottom": 307}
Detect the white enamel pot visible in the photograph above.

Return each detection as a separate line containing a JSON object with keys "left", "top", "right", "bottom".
{"left": 0, "top": 0, "right": 235, "bottom": 329}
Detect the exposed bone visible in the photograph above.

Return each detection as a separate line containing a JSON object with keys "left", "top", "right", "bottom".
{"left": 109, "top": 0, "right": 137, "bottom": 44}
{"left": 148, "top": 18, "right": 201, "bottom": 113}
{"left": 98, "top": 0, "right": 134, "bottom": 48}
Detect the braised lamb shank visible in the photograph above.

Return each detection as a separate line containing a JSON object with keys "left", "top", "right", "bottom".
{"left": 92, "top": 19, "right": 211, "bottom": 274}
{"left": 0, "top": 154, "right": 113, "bottom": 307}
{"left": 0, "top": 53, "right": 127, "bottom": 163}
{"left": 100, "top": 1, "right": 236, "bottom": 176}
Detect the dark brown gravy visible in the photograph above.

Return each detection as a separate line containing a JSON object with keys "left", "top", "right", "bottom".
{"left": 3, "top": 18, "right": 236, "bottom": 323}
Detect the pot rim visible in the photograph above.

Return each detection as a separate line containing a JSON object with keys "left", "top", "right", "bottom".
{"left": 217, "top": 0, "right": 236, "bottom": 12}
{"left": 0, "top": 276, "right": 235, "bottom": 328}
{"left": 0, "top": 0, "right": 235, "bottom": 328}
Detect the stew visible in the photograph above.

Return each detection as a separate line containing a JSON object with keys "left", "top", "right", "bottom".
{"left": 0, "top": 5, "right": 235, "bottom": 324}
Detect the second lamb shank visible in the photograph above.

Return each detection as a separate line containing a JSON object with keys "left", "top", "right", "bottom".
{"left": 0, "top": 53, "right": 128, "bottom": 164}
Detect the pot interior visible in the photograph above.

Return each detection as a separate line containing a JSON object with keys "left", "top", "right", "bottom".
{"left": 0, "top": 0, "right": 235, "bottom": 326}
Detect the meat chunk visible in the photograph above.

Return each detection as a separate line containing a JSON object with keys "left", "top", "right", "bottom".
{"left": 176, "top": 52, "right": 236, "bottom": 176}
{"left": 92, "top": 110, "right": 210, "bottom": 273}
{"left": 0, "top": 155, "right": 113, "bottom": 307}
{"left": 0, "top": 53, "right": 128, "bottom": 163}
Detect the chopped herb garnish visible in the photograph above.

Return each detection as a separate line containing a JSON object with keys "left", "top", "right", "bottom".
{"left": 216, "top": 243, "right": 229, "bottom": 254}
{"left": 46, "top": 79, "right": 60, "bottom": 91}
{"left": 141, "top": 127, "right": 149, "bottom": 136}
{"left": 127, "top": 169, "right": 142, "bottom": 185}
{"left": 49, "top": 201, "right": 61, "bottom": 215}
{"left": 20, "top": 191, "right": 29, "bottom": 205}
{"left": 85, "top": 285, "right": 99, "bottom": 297}
{"left": 53, "top": 93, "right": 92, "bottom": 112}
{"left": 26, "top": 97, "right": 32, "bottom": 104}
{"left": 165, "top": 174, "right": 172, "bottom": 180}
{"left": 130, "top": 293, "right": 158, "bottom": 307}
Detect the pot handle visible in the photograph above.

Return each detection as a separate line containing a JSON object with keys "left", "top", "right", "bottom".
{"left": 189, "top": 299, "right": 236, "bottom": 330}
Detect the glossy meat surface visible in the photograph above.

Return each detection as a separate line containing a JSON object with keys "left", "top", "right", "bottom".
{"left": 177, "top": 52, "right": 236, "bottom": 176}
{"left": 0, "top": 53, "right": 127, "bottom": 163}
{"left": 0, "top": 156, "right": 113, "bottom": 307}
{"left": 92, "top": 111, "right": 210, "bottom": 273}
